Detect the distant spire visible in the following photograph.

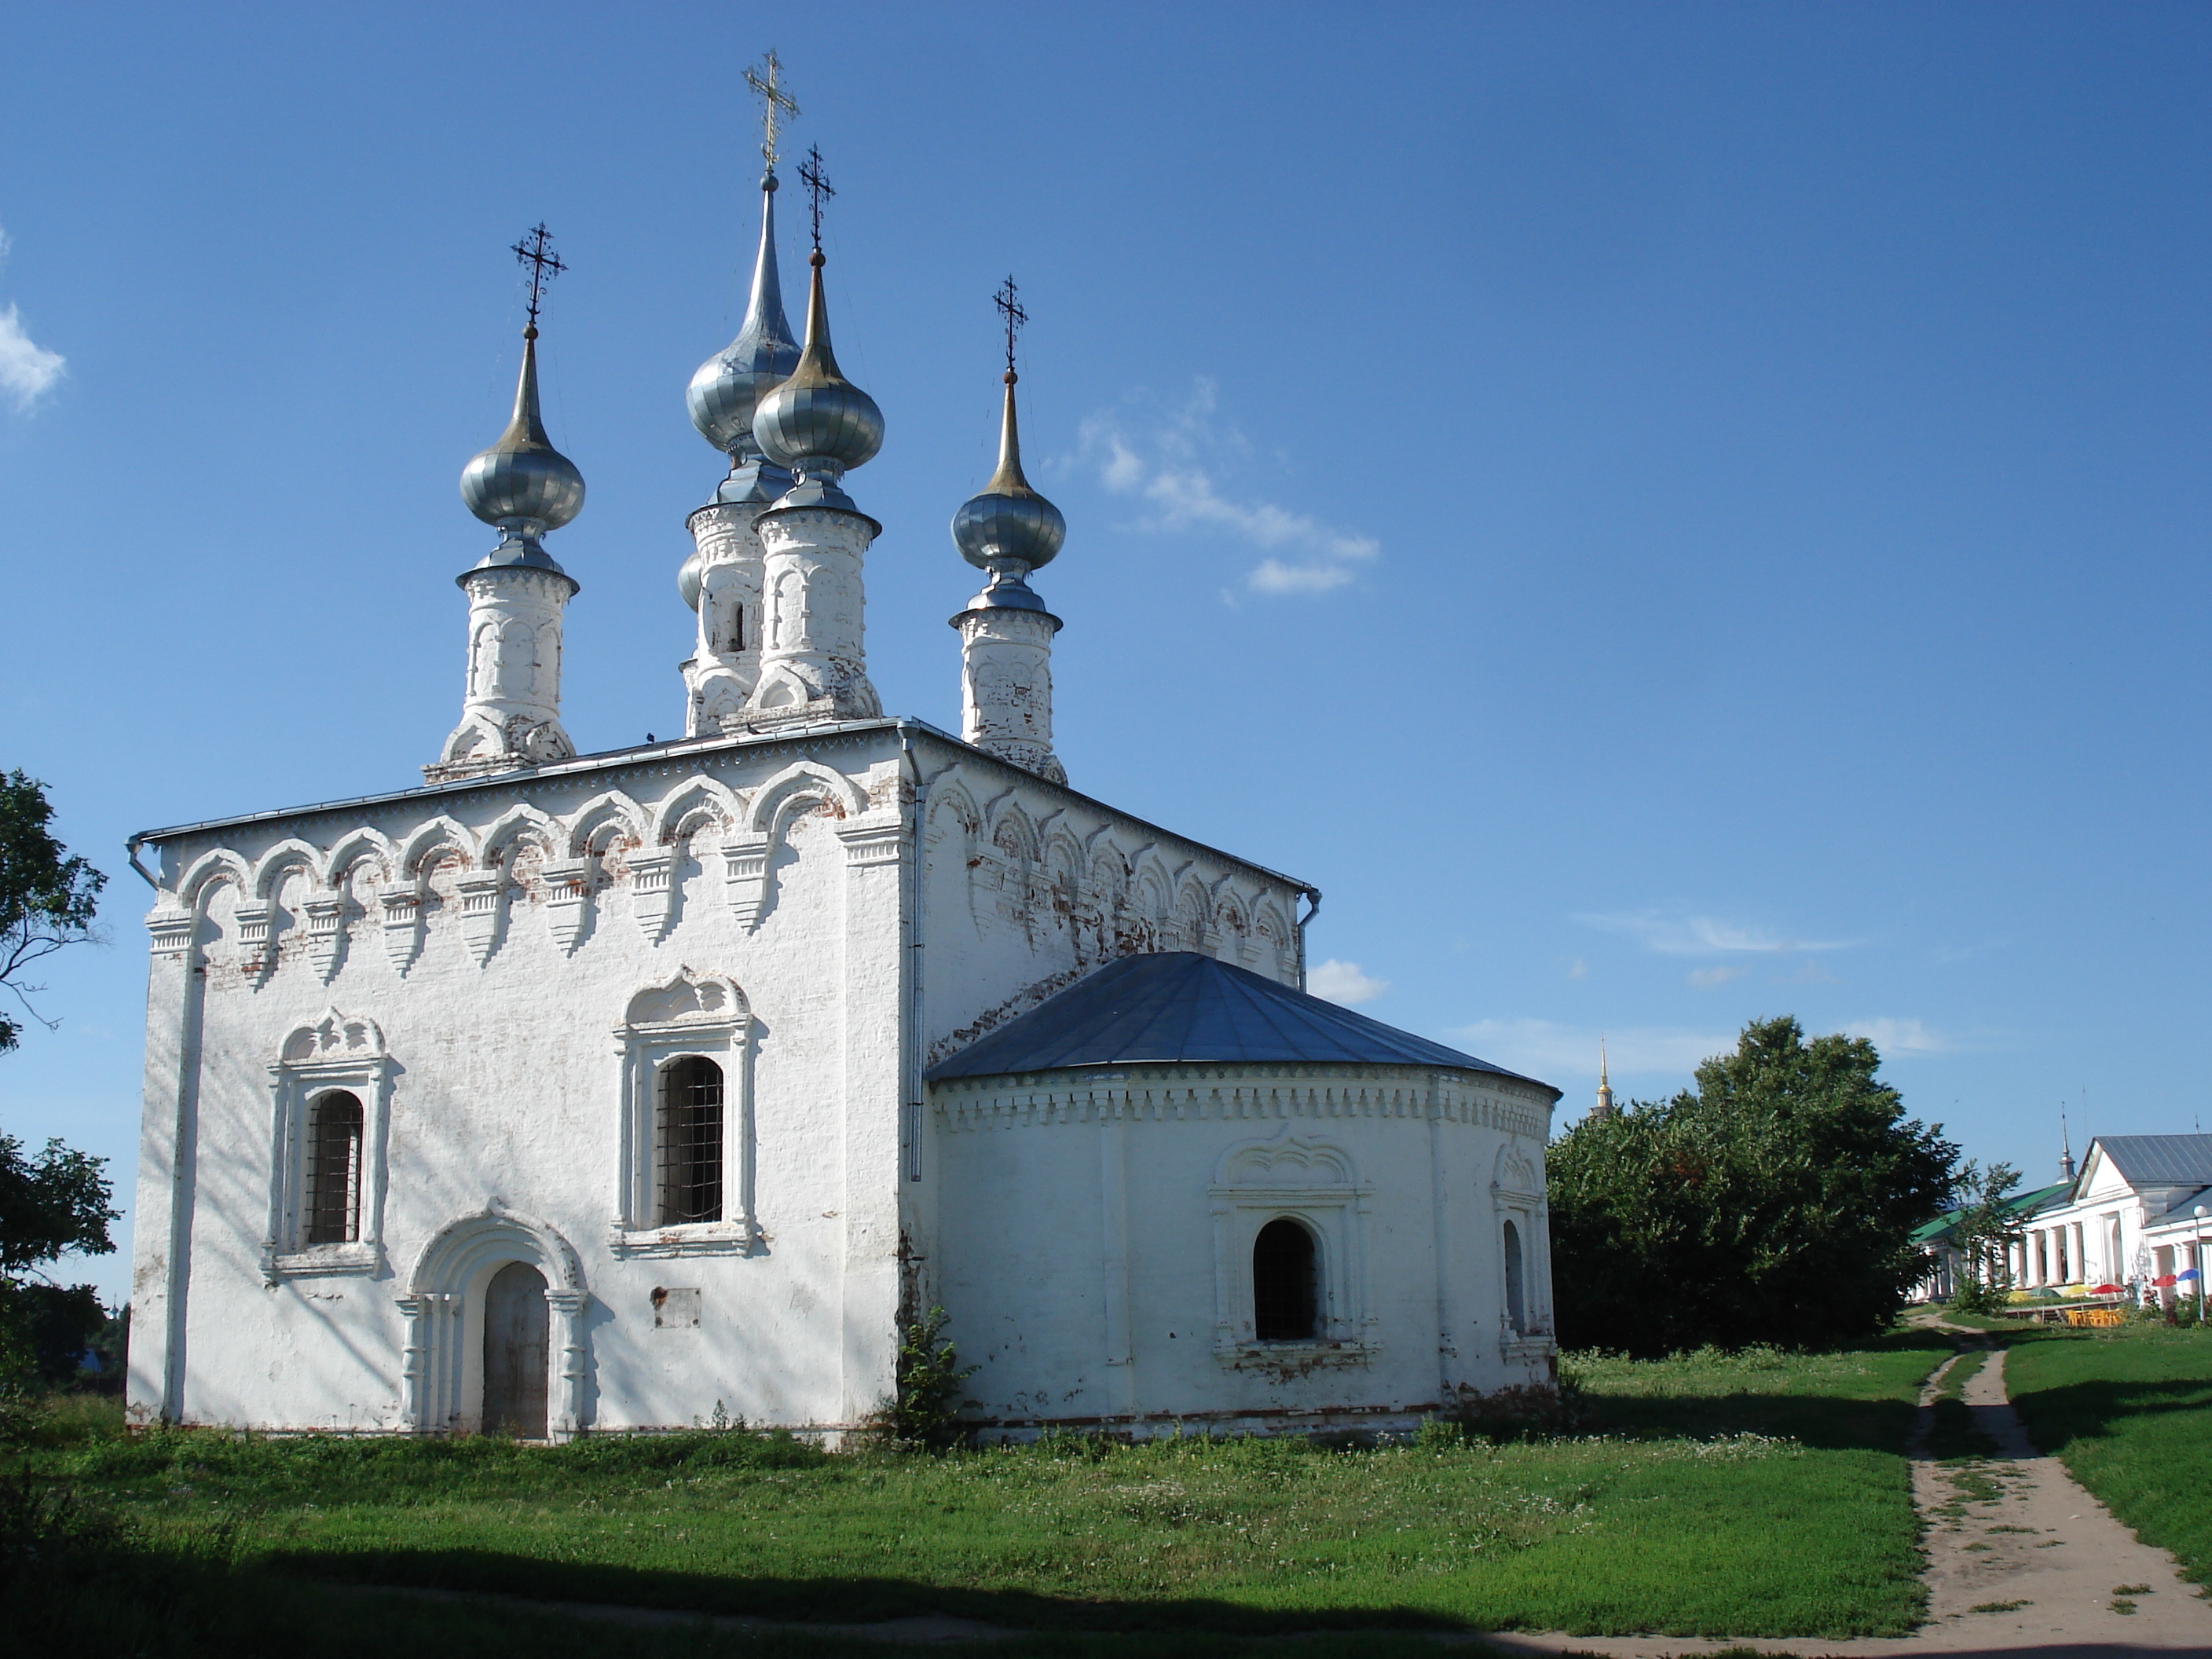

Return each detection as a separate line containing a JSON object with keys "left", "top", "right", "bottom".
{"left": 1591, "top": 1038, "right": 1617, "bottom": 1120}
{"left": 2060, "top": 1108, "right": 2076, "bottom": 1182}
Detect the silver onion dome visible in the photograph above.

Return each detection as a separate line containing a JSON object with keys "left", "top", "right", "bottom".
{"left": 952, "top": 370, "right": 1064, "bottom": 574}
{"left": 753, "top": 249, "right": 884, "bottom": 493}
{"left": 687, "top": 174, "right": 801, "bottom": 459}
{"left": 460, "top": 325, "right": 584, "bottom": 565}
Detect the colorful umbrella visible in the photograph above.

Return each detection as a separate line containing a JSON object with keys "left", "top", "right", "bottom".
{"left": 2153, "top": 1273, "right": 2177, "bottom": 1287}
{"left": 2180, "top": 1268, "right": 2203, "bottom": 1282}
{"left": 2093, "top": 1283, "right": 2125, "bottom": 1294}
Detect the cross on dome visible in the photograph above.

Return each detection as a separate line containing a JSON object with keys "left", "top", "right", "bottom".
{"left": 797, "top": 145, "right": 834, "bottom": 251}
{"left": 745, "top": 49, "right": 798, "bottom": 171}
{"left": 511, "top": 223, "right": 566, "bottom": 334}
{"left": 994, "top": 275, "right": 1027, "bottom": 377}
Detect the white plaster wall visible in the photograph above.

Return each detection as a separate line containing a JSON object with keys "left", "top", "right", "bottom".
{"left": 929, "top": 1065, "right": 1557, "bottom": 1434}
{"left": 126, "top": 720, "right": 1394, "bottom": 1438}
{"left": 130, "top": 728, "right": 912, "bottom": 1434}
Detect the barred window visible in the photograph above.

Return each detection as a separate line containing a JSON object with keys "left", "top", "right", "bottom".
{"left": 1252, "top": 1218, "right": 1318, "bottom": 1341}
{"left": 656, "top": 1057, "right": 724, "bottom": 1225}
{"left": 303, "top": 1091, "right": 364, "bottom": 1245}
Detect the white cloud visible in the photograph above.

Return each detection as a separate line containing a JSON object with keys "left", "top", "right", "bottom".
{"left": 0, "top": 303, "right": 64, "bottom": 412}
{"left": 1309, "top": 959, "right": 1389, "bottom": 1005}
{"left": 1686, "top": 965, "right": 1741, "bottom": 990}
{"left": 1074, "top": 380, "right": 1378, "bottom": 595}
{"left": 1577, "top": 908, "right": 1859, "bottom": 957}
{"left": 1455, "top": 1018, "right": 1735, "bottom": 1086}
{"left": 1844, "top": 1017, "right": 1951, "bottom": 1057}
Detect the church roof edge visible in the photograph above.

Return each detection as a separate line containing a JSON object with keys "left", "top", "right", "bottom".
{"left": 127, "top": 718, "right": 1316, "bottom": 902}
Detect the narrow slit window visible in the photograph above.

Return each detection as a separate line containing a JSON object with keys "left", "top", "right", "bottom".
{"left": 303, "top": 1090, "right": 364, "bottom": 1245}
{"left": 657, "top": 1057, "right": 724, "bottom": 1225}
{"left": 1503, "top": 1219, "right": 1527, "bottom": 1333}
{"left": 1252, "top": 1218, "right": 1318, "bottom": 1341}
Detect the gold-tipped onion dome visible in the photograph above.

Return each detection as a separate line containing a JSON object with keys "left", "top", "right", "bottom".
{"left": 687, "top": 177, "right": 800, "bottom": 456}
{"left": 752, "top": 251, "right": 884, "bottom": 473}
{"left": 952, "top": 372, "right": 1064, "bottom": 572}
{"left": 460, "top": 327, "right": 584, "bottom": 531}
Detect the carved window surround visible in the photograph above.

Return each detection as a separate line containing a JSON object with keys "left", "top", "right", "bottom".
{"left": 610, "top": 972, "right": 758, "bottom": 1257}
{"left": 262, "top": 1010, "right": 394, "bottom": 1282}
{"left": 1492, "top": 1141, "right": 1555, "bottom": 1354}
{"left": 1207, "top": 1133, "right": 1378, "bottom": 1365}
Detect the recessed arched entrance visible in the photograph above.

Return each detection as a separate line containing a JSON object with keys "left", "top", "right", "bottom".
{"left": 482, "top": 1261, "right": 550, "bottom": 1438}
{"left": 398, "top": 1204, "right": 588, "bottom": 1440}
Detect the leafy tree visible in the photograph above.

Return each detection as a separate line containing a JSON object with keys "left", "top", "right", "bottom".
{"left": 1945, "top": 1160, "right": 2025, "bottom": 1315}
{"left": 1, "top": 770, "right": 106, "bottom": 1052}
{"left": 0, "top": 772, "right": 117, "bottom": 1408}
{"left": 1548, "top": 1016, "right": 1957, "bottom": 1355}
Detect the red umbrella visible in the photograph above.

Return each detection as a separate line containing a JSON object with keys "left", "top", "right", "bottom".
{"left": 2093, "top": 1283, "right": 2124, "bottom": 1294}
{"left": 2153, "top": 1273, "right": 2178, "bottom": 1287}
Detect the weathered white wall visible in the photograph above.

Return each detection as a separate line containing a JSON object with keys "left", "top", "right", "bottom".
{"left": 130, "top": 727, "right": 913, "bottom": 1435}
{"left": 126, "top": 721, "right": 1327, "bottom": 1437}
{"left": 928, "top": 1064, "right": 1556, "bottom": 1436}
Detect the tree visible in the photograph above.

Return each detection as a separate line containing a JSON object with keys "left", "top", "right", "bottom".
{"left": 1548, "top": 1016, "right": 1958, "bottom": 1355}
{"left": 1, "top": 770, "right": 107, "bottom": 1051}
{"left": 0, "top": 773, "right": 117, "bottom": 1404}
{"left": 1945, "top": 1160, "right": 2026, "bottom": 1315}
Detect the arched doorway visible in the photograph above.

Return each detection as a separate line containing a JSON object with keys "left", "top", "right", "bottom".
{"left": 399, "top": 1205, "right": 587, "bottom": 1440}
{"left": 482, "top": 1261, "right": 548, "bottom": 1438}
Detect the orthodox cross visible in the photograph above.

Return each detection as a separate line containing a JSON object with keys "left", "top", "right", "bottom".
{"left": 797, "top": 144, "right": 834, "bottom": 251}
{"left": 993, "top": 276, "right": 1027, "bottom": 375}
{"left": 511, "top": 223, "right": 565, "bottom": 331}
{"left": 745, "top": 49, "right": 798, "bottom": 170}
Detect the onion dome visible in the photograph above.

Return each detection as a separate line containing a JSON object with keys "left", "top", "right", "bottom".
{"left": 460, "top": 325, "right": 584, "bottom": 570}
{"left": 752, "top": 249, "right": 883, "bottom": 507}
{"left": 687, "top": 174, "right": 801, "bottom": 463}
{"left": 952, "top": 370, "right": 1064, "bottom": 575}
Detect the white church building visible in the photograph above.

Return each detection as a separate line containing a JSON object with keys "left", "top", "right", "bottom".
{"left": 123, "top": 145, "right": 1560, "bottom": 1442}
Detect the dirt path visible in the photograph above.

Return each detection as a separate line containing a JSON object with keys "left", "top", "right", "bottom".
{"left": 338, "top": 1326, "right": 2212, "bottom": 1654}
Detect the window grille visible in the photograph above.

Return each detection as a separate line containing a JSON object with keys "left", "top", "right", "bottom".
{"left": 1252, "top": 1217, "right": 1318, "bottom": 1341}
{"left": 657, "top": 1057, "right": 724, "bottom": 1225}
{"left": 303, "top": 1091, "right": 364, "bottom": 1245}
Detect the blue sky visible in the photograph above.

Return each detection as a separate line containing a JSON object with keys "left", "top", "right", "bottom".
{"left": 2, "top": 3, "right": 2207, "bottom": 1302}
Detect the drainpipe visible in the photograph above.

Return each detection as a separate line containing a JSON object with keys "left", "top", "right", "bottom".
{"left": 1295, "top": 885, "right": 1322, "bottom": 992}
{"left": 126, "top": 833, "right": 161, "bottom": 889}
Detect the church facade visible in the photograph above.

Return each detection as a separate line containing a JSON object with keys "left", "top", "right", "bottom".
{"left": 125, "top": 149, "right": 1559, "bottom": 1441}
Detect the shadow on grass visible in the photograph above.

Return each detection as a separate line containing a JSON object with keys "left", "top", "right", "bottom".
{"left": 2007, "top": 1375, "right": 2212, "bottom": 1456}
{"left": 266, "top": 1547, "right": 1481, "bottom": 1637}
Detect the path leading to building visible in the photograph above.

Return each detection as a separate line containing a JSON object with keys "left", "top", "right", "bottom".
{"left": 335, "top": 1323, "right": 2212, "bottom": 1654}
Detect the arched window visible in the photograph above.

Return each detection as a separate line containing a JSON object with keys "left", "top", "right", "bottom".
{"left": 1503, "top": 1219, "right": 1527, "bottom": 1334}
{"left": 303, "top": 1090, "right": 364, "bottom": 1245}
{"left": 1252, "top": 1218, "right": 1319, "bottom": 1341}
{"left": 657, "top": 1057, "right": 724, "bottom": 1225}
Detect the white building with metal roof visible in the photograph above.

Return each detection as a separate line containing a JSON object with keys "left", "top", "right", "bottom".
{"left": 123, "top": 159, "right": 1560, "bottom": 1443}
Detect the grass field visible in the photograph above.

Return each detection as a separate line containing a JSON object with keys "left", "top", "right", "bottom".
{"left": 2000, "top": 1320, "right": 2212, "bottom": 1589}
{"left": 13, "top": 1331, "right": 1952, "bottom": 1654}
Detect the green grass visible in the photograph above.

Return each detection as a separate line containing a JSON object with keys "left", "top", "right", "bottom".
{"left": 19, "top": 1330, "right": 1952, "bottom": 1646}
{"left": 2001, "top": 1320, "right": 2212, "bottom": 1590}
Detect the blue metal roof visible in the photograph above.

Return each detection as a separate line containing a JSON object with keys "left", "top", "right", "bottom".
{"left": 925, "top": 951, "right": 1553, "bottom": 1090}
{"left": 2093, "top": 1135, "right": 2212, "bottom": 1188}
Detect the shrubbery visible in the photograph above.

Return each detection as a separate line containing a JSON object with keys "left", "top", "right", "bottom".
{"left": 1549, "top": 1016, "right": 1955, "bottom": 1356}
